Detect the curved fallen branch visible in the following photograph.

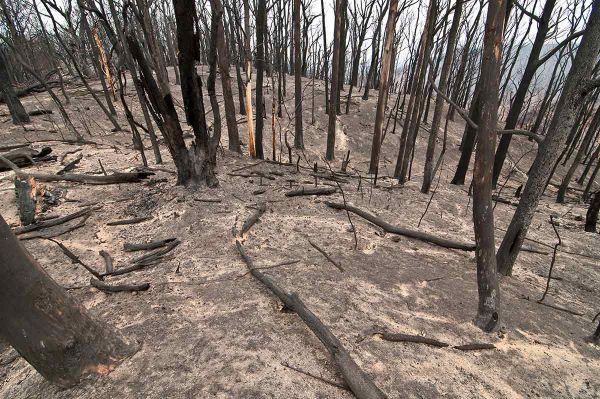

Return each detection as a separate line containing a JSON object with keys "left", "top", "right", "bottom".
{"left": 236, "top": 241, "right": 387, "bottom": 399}
{"left": 240, "top": 203, "right": 267, "bottom": 236}
{"left": 325, "top": 202, "right": 476, "bottom": 251}
{"left": 123, "top": 238, "right": 177, "bottom": 252}
{"left": 374, "top": 331, "right": 449, "bottom": 347}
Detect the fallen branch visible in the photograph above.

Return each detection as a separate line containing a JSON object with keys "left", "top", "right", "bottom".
{"left": 286, "top": 186, "right": 337, "bottom": 197}
{"left": 236, "top": 241, "right": 387, "bottom": 399}
{"left": 193, "top": 198, "right": 222, "bottom": 203}
{"left": 107, "top": 216, "right": 151, "bottom": 226}
{"left": 19, "top": 213, "right": 90, "bottom": 240}
{"left": 325, "top": 202, "right": 475, "bottom": 251}
{"left": 308, "top": 240, "right": 344, "bottom": 272}
{"left": 453, "top": 343, "right": 496, "bottom": 351}
{"left": 521, "top": 296, "right": 584, "bottom": 316}
{"left": 539, "top": 216, "right": 561, "bottom": 303}
{"left": 13, "top": 207, "right": 92, "bottom": 235}
{"left": 373, "top": 331, "right": 449, "bottom": 347}
{"left": 46, "top": 238, "right": 102, "bottom": 279}
{"left": 123, "top": 238, "right": 177, "bottom": 252}
{"left": 281, "top": 362, "right": 350, "bottom": 392}
{"left": 240, "top": 203, "right": 267, "bottom": 236}
{"left": 106, "top": 240, "right": 180, "bottom": 276}
{"left": 57, "top": 153, "right": 83, "bottom": 175}
{"left": 90, "top": 278, "right": 149, "bottom": 293}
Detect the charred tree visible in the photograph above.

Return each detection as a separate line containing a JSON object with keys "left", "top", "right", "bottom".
{"left": 0, "top": 50, "right": 29, "bottom": 124}
{"left": 293, "top": 0, "right": 304, "bottom": 149}
{"left": 0, "top": 214, "right": 136, "bottom": 388}
{"left": 471, "top": 0, "right": 505, "bottom": 332}
{"left": 497, "top": 0, "right": 600, "bottom": 276}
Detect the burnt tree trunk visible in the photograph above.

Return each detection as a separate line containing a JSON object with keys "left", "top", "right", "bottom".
{"left": 0, "top": 50, "right": 29, "bottom": 124}
{"left": 368, "top": 0, "right": 399, "bottom": 174}
{"left": 497, "top": 0, "right": 600, "bottom": 276}
{"left": 293, "top": 0, "right": 304, "bottom": 149}
{"left": 0, "top": 214, "right": 136, "bottom": 388}
{"left": 422, "top": 0, "right": 463, "bottom": 193}
{"left": 585, "top": 191, "right": 600, "bottom": 232}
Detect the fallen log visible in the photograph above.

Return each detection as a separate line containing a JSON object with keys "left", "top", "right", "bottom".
{"left": 123, "top": 238, "right": 177, "bottom": 252}
{"left": 90, "top": 278, "right": 149, "bottom": 293}
{"left": 325, "top": 202, "right": 476, "bottom": 251}
{"left": 107, "top": 216, "right": 151, "bottom": 226}
{"left": 13, "top": 207, "right": 92, "bottom": 235}
{"left": 236, "top": 241, "right": 387, "bottom": 399}
{"left": 0, "top": 147, "right": 53, "bottom": 171}
{"left": 0, "top": 155, "right": 154, "bottom": 184}
{"left": 286, "top": 187, "right": 338, "bottom": 197}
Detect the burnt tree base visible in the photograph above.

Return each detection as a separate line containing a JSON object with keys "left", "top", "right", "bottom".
{"left": 0, "top": 215, "right": 137, "bottom": 387}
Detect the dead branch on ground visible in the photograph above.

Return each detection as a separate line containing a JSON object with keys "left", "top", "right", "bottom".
{"left": 235, "top": 241, "right": 388, "bottom": 399}
{"left": 90, "top": 278, "right": 149, "bottom": 293}
{"left": 308, "top": 240, "right": 344, "bottom": 272}
{"left": 325, "top": 202, "right": 476, "bottom": 251}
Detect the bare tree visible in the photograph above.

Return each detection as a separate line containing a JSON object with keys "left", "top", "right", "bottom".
{"left": 497, "top": 0, "right": 600, "bottom": 276}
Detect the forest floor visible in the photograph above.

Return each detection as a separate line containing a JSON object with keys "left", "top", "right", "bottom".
{"left": 0, "top": 68, "right": 599, "bottom": 398}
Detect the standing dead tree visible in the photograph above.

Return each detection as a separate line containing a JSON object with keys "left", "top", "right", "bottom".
{"left": 497, "top": 0, "right": 600, "bottom": 276}
{"left": 471, "top": 0, "right": 505, "bottom": 331}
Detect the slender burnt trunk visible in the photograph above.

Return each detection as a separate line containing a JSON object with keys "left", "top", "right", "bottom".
{"left": 326, "top": 0, "right": 347, "bottom": 160}
{"left": 422, "top": 0, "right": 463, "bottom": 193}
{"left": 255, "top": 0, "right": 267, "bottom": 159}
{"left": 497, "top": 1, "right": 600, "bottom": 276}
{"left": 293, "top": 0, "right": 304, "bottom": 149}
{"left": 585, "top": 191, "right": 600, "bottom": 232}
{"left": 472, "top": 0, "right": 505, "bottom": 332}
{"left": 368, "top": 0, "right": 399, "bottom": 174}
{"left": 492, "top": 0, "right": 557, "bottom": 187}
{"left": 0, "top": 214, "right": 136, "bottom": 388}
{"left": 0, "top": 50, "right": 29, "bottom": 124}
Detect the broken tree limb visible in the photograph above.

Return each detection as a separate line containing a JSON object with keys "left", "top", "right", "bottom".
{"left": 286, "top": 186, "right": 338, "bottom": 197}
{"left": 90, "top": 278, "right": 149, "bottom": 293}
{"left": 123, "top": 238, "right": 177, "bottom": 252}
{"left": 107, "top": 216, "right": 151, "bottom": 226}
{"left": 46, "top": 238, "right": 103, "bottom": 279}
{"left": 325, "top": 202, "right": 476, "bottom": 251}
{"left": 453, "top": 343, "right": 496, "bottom": 351}
{"left": 19, "top": 214, "right": 90, "bottom": 240}
{"left": 373, "top": 331, "right": 449, "bottom": 347}
{"left": 308, "top": 240, "right": 344, "bottom": 272}
{"left": 240, "top": 203, "right": 267, "bottom": 236}
{"left": 236, "top": 241, "right": 387, "bottom": 399}
{"left": 13, "top": 207, "right": 92, "bottom": 235}
{"left": 105, "top": 240, "right": 181, "bottom": 277}
{"left": 0, "top": 146, "right": 54, "bottom": 171}
{"left": 99, "top": 250, "right": 114, "bottom": 274}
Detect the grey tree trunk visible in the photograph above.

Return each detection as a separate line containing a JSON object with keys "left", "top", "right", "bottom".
{"left": 497, "top": 0, "right": 600, "bottom": 276}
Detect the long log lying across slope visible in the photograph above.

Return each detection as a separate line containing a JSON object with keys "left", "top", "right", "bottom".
{"left": 1, "top": 153, "right": 153, "bottom": 184}
{"left": 236, "top": 241, "right": 387, "bottom": 399}
{"left": 325, "top": 202, "right": 476, "bottom": 251}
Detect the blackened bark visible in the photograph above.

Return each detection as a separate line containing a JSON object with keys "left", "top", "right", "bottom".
{"left": 472, "top": 0, "right": 505, "bottom": 331}
{"left": 0, "top": 214, "right": 136, "bottom": 387}
{"left": 585, "top": 191, "right": 600, "bottom": 232}
{"left": 293, "top": 0, "right": 304, "bottom": 149}
{"left": 497, "top": 0, "right": 600, "bottom": 276}
{"left": 0, "top": 50, "right": 29, "bottom": 124}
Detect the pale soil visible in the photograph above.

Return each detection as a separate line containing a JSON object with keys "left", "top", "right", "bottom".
{"left": 0, "top": 67, "right": 599, "bottom": 398}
